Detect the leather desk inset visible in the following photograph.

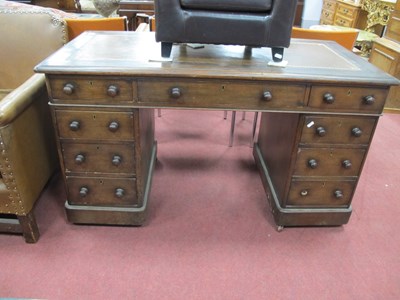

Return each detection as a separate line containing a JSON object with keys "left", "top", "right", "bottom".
{"left": 35, "top": 32, "right": 399, "bottom": 229}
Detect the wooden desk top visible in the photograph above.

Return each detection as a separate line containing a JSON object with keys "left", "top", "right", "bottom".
{"left": 35, "top": 31, "right": 398, "bottom": 87}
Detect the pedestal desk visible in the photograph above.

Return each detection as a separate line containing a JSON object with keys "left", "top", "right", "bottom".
{"left": 35, "top": 32, "right": 398, "bottom": 229}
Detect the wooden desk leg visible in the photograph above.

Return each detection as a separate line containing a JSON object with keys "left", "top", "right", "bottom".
{"left": 17, "top": 211, "right": 40, "bottom": 243}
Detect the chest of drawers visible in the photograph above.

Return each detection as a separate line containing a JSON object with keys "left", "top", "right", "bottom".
{"left": 35, "top": 32, "right": 398, "bottom": 229}
{"left": 334, "top": 0, "right": 370, "bottom": 29}
{"left": 47, "top": 74, "right": 156, "bottom": 225}
{"left": 320, "top": 0, "right": 338, "bottom": 25}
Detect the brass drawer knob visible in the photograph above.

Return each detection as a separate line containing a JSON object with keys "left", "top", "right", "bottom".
{"left": 316, "top": 126, "right": 326, "bottom": 137}
{"left": 112, "top": 155, "right": 122, "bottom": 166}
{"left": 342, "top": 159, "right": 352, "bottom": 169}
{"left": 108, "top": 121, "right": 119, "bottom": 132}
{"left": 262, "top": 91, "right": 273, "bottom": 101}
{"left": 170, "top": 87, "right": 181, "bottom": 99}
{"left": 75, "top": 154, "right": 85, "bottom": 164}
{"left": 63, "top": 83, "right": 75, "bottom": 95}
{"left": 334, "top": 190, "right": 343, "bottom": 199}
{"left": 351, "top": 127, "right": 362, "bottom": 137}
{"left": 69, "top": 120, "right": 80, "bottom": 131}
{"left": 308, "top": 159, "right": 318, "bottom": 169}
{"left": 107, "top": 85, "right": 119, "bottom": 97}
{"left": 79, "top": 186, "right": 89, "bottom": 197}
{"left": 323, "top": 93, "right": 335, "bottom": 104}
{"left": 115, "top": 188, "right": 125, "bottom": 198}
{"left": 363, "top": 95, "right": 375, "bottom": 105}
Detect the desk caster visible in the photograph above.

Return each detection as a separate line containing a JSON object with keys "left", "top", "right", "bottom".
{"left": 277, "top": 225, "right": 284, "bottom": 232}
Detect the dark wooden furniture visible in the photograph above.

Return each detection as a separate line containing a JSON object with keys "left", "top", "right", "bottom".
{"left": 118, "top": 0, "right": 154, "bottom": 31}
{"left": 35, "top": 32, "right": 398, "bottom": 229}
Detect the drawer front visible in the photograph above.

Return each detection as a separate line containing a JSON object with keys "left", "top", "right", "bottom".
{"left": 48, "top": 76, "right": 135, "bottom": 103}
{"left": 293, "top": 148, "right": 366, "bottom": 177}
{"left": 336, "top": 4, "right": 358, "bottom": 19}
{"left": 309, "top": 85, "right": 387, "bottom": 113}
{"left": 386, "top": 12, "right": 400, "bottom": 42}
{"left": 62, "top": 143, "right": 136, "bottom": 174}
{"left": 66, "top": 176, "right": 138, "bottom": 206}
{"left": 56, "top": 110, "right": 135, "bottom": 141}
{"left": 287, "top": 179, "right": 356, "bottom": 207}
{"left": 300, "top": 115, "right": 377, "bottom": 145}
{"left": 323, "top": 0, "right": 337, "bottom": 11}
{"left": 334, "top": 15, "right": 353, "bottom": 28}
{"left": 138, "top": 79, "right": 306, "bottom": 109}
{"left": 321, "top": 10, "right": 335, "bottom": 23}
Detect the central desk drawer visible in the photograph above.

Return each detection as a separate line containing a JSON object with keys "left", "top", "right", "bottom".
{"left": 62, "top": 142, "right": 136, "bottom": 174}
{"left": 309, "top": 85, "right": 388, "bottom": 113}
{"left": 56, "top": 110, "right": 135, "bottom": 141}
{"left": 137, "top": 79, "right": 306, "bottom": 109}
{"left": 66, "top": 176, "right": 138, "bottom": 206}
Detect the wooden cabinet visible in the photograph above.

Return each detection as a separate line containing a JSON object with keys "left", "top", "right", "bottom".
{"left": 369, "top": 0, "right": 400, "bottom": 111}
{"left": 369, "top": 38, "right": 400, "bottom": 110}
{"left": 320, "top": 0, "right": 368, "bottom": 29}
{"left": 45, "top": 74, "right": 156, "bottom": 225}
{"left": 35, "top": 32, "right": 398, "bottom": 229}
{"left": 320, "top": 0, "right": 338, "bottom": 25}
{"left": 334, "top": 0, "right": 367, "bottom": 28}
{"left": 385, "top": 0, "right": 400, "bottom": 42}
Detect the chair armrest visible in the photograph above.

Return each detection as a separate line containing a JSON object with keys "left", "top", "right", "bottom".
{"left": 0, "top": 74, "right": 46, "bottom": 127}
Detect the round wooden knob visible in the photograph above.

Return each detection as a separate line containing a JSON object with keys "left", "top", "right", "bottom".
{"left": 262, "top": 91, "right": 272, "bottom": 101}
{"left": 308, "top": 159, "right": 318, "bottom": 169}
{"left": 170, "top": 87, "right": 181, "bottom": 98}
{"left": 107, "top": 85, "right": 119, "bottom": 97}
{"left": 351, "top": 127, "right": 362, "bottom": 137}
{"left": 316, "top": 126, "right": 326, "bottom": 137}
{"left": 112, "top": 155, "right": 122, "bottom": 166}
{"left": 63, "top": 83, "right": 75, "bottom": 95}
{"left": 79, "top": 186, "right": 89, "bottom": 197}
{"left": 342, "top": 159, "right": 352, "bottom": 169}
{"left": 323, "top": 93, "right": 335, "bottom": 104}
{"left": 75, "top": 154, "right": 85, "bottom": 164}
{"left": 69, "top": 120, "right": 80, "bottom": 131}
{"left": 300, "top": 190, "right": 308, "bottom": 196}
{"left": 108, "top": 121, "right": 119, "bottom": 132}
{"left": 334, "top": 190, "right": 343, "bottom": 199}
{"left": 115, "top": 188, "right": 125, "bottom": 198}
{"left": 363, "top": 95, "right": 375, "bottom": 105}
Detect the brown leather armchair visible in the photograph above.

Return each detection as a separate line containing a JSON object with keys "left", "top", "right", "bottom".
{"left": 0, "top": 1, "right": 68, "bottom": 242}
{"left": 154, "top": 0, "right": 298, "bottom": 62}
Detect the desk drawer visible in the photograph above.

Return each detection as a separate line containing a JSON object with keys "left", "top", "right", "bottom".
{"left": 334, "top": 15, "right": 353, "bottom": 28}
{"left": 321, "top": 10, "right": 335, "bottom": 23}
{"left": 48, "top": 76, "right": 135, "bottom": 103}
{"left": 138, "top": 79, "right": 306, "bottom": 109}
{"left": 336, "top": 3, "right": 358, "bottom": 19}
{"left": 309, "top": 85, "right": 387, "bottom": 113}
{"left": 66, "top": 176, "right": 138, "bottom": 206}
{"left": 300, "top": 115, "right": 377, "bottom": 146}
{"left": 62, "top": 142, "right": 136, "bottom": 174}
{"left": 323, "top": 0, "right": 337, "bottom": 11}
{"left": 287, "top": 179, "right": 356, "bottom": 207}
{"left": 293, "top": 147, "right": 366, "bottom": 177}
{"left": 56, "top": 110, "right": 135, "bottom": 141}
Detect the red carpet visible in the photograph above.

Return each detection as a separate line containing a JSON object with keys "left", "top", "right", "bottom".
{"left": 1, "top": 110, "right": 399, "bottom": 299}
